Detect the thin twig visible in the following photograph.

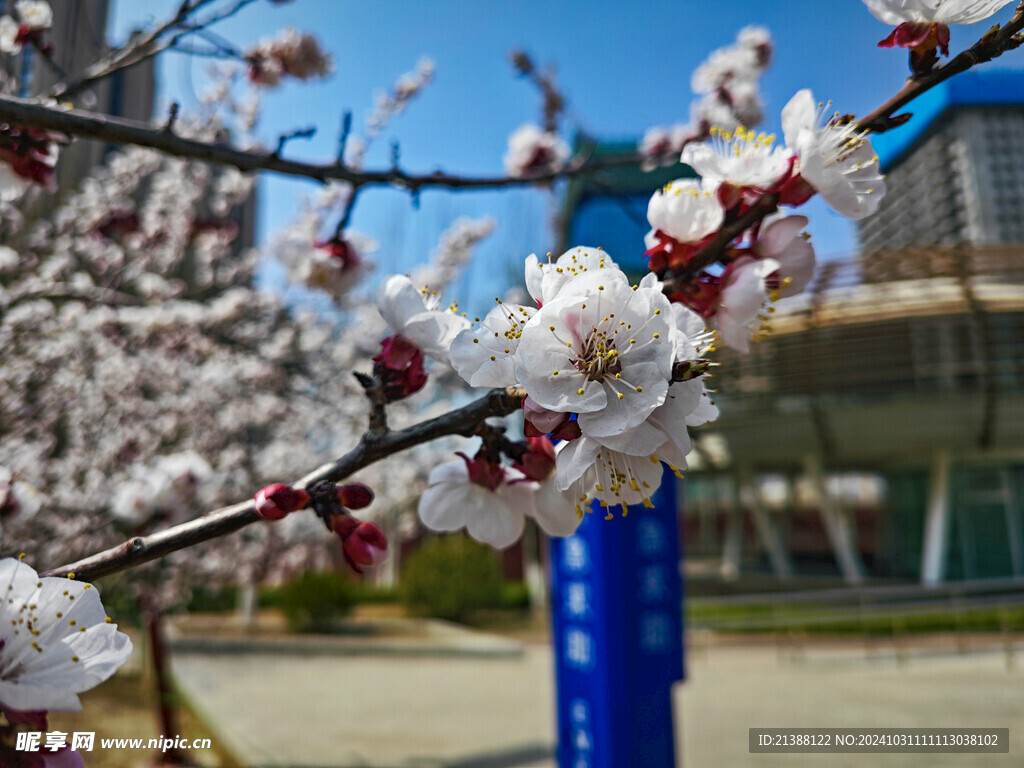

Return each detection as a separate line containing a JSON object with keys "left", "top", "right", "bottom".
{"left": 51, "top": 0, "right": 256, "bottom": 101}
{"left": 40, "top": 386, "right": 528, "bottom": 581}
{"left": 273, "top": 126, "right": 316, "bottom": 157}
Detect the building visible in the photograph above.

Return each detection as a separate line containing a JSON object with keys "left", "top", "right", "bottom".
{"left": 4, "top": 0, "right": 256, "bottom": 246}
{"left": 858, "top": 71, "right": 1024, "bottom": 251}
{"left": 562, "top": 73, "right": 1024, "bottom": 586}
{"left": 8, "top": 0, "right": 157, "bottom": 192}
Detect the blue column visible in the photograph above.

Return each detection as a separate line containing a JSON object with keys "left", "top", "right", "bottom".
{"left": 550, "top": 468, "right": 684, "bottom": 768}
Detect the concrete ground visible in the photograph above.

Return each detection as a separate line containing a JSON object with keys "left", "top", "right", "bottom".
{"left": 171, "top": 633, "right": 1024, "bottom": 768}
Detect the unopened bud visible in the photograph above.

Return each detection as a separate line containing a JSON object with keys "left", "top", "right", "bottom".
{"left": 332, "top": 515, "right": 389, "bottom": 573}
{"left": 336, "top": 482, "right": 374, "bottom": 510}
{"left": 254, "top": 483, "right": 311, "bottom": 520}
{"left": 523, "top": 397, "right": 581, "bottom": 442}
{"left": 513, "top": 436, "right": 557, "bottom": 481}
{"left": 373, "top": 334, "right": 428, "bottom": 401}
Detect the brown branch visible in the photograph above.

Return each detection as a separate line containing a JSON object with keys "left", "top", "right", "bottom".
{"left": 858, "top": 3, "right": 1024, "bottom": 133}
{"left": 0, "top": 94, "right": 645, "bottom": 192}
{"left": 40, "top": 386, "right": 527, "bottom": 582}
{"left": 50, "top": 0, "right": 255, "bottom": 101}
{"left": 659, "top": 193, "right": 780, "bottom": 290}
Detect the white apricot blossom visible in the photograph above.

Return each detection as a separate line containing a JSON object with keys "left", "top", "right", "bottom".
{"left": 376, "top": 274, "right": 471, "bottom": 364}
{"left": 417, "top": 460, "right": 532, "bottom": 549}
{"left": 450, "top": 300, "right": 535, "bottom": 389}
{"left": 0, "top": 558, "right": 133, "bottom": 713}
{"left": 504, "top": 123, "right": 570, "bottom": 178}
{"left": 516, "top": 269, "right": 675, "bottom": 439}
{"left": 555, "top": 304, "right": 717, "bottom": 515}
{"left": 681, "top": 125, "right": 793, "bottom": 189}
{"left": 524, "top": 246, "right": 618, "bottom": 307}
{"left": 646, "top": 179, "right": 724, "bottom": 245}
{"left": 753, "top": 214, "right": 816, "bottom": 297}
{"left": 713, "top": 257, "right": 780, "bottom": 354}
{"left": 863, "top": 0, "right": 1014, "bottom": 25}
{"left": 782, "top": 89, "right": 886, "bottom": 220}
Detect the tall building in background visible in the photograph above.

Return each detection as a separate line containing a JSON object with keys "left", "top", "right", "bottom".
{"left": 6, "top": 0, "right": 256, "bottom": 246}
{"left": 858, "top": 71, "right": 1024, "bottom": 252}
{"left": 13, "top": 0, "right": 156, "bottom": 192}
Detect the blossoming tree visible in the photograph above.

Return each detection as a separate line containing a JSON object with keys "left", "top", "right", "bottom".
{"left": 1, "top": 0, "right": 1023, "bottom": 764}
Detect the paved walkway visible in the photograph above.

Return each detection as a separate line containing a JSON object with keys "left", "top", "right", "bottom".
{"left": 171, "top": 631, "right": 1024, "bottom": 767}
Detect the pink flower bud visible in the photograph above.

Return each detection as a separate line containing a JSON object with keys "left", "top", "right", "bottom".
{"left": 522, "top": 397, "right": 581, "bottom": 442}
{"left": 336, "top": 482, "right": 374, "bottom": 510}
{"left": 332, "top": 516, "right": 389, "bottom": 573}
{"left": 513, "top": 436, "right": 557, "bottom": 482}
{"left": 254, "top": 483, "right": 311, "bottom": 520}
{"left": 373, "top": 334, "right": 428, "bottom": 401}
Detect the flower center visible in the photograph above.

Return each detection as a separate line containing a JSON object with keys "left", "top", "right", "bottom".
{"left": 710, "top": 124, "right": 777, "bottom": 159}
{"left": 574, "top": 328, "right": 622, "bottom": 382}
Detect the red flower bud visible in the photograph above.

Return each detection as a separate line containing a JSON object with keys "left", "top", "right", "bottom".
{"left": 522, "top": 397, "right": 581, "bottom": 442}
{"left": 254, "top": 483, "right": 311, "bottom": 520}
{"left": 373, "top": 335, "right": 428, "bottom": 401}
{"left": 336, "top": 482, "right": 374, "bottom": 510}
{"left": 331, "top": 516, "right": 389, "bottom": 573}
{"left": 513, "top": 436, "right": 557, "bottom": 481}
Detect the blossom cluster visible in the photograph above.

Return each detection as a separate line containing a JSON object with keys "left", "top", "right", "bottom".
{"left": 0, "top": 0, "right": 52, "bottom": 55}
{"left": 245, "top": 27, "right": 333, "bottom": 87}
{"left": 640, "top": 25, "right": 773, "bottom": 169}
{"left": 645, "top": 88, "right": 886, "bottom": 351}
{"left": 367, "top": 244, "right": 719, "bottom": 547}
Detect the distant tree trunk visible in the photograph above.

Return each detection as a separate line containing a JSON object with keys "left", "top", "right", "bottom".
{"left": 237, "top": 569, "right": 259, "bottom": 629}
{"left": 143, "top": 598, "right": 192, "bottom": 766}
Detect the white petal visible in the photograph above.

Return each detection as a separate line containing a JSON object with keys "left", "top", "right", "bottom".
{"left": 781, "top": 89, "right": 816, "bottom": 150}
{"left": 465, "top": 496, "right": 525, "bottom": 549}
{"left": 529, "top": 480, "right": 582, "bottom": 537}
{"left": 376, "top": 274, "right": 426, "bottom": 334}
{"left": 554, "top": 438, "right": 601, "bottom": 492}
{"left": 450, "top": 303, "right": 533, "bottom": 388}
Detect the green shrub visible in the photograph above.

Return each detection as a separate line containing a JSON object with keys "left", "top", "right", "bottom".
{"left": 276, "top": 570, "right": 357, "bottom": 633}
{"left": 186, "top": 585, "right": 239, "bottom": 614}
{"left": 500, "top": 581, "right": 532, "bottom": 610}
{"left": 400, "top": 536, "right": 504, "bottom": 622}
{"left": 355, "top": 585, "right": 400, "bottom": 604}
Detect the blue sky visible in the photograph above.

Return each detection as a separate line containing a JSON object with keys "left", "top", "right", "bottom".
{"left": 108, "top": 0, "right": 1024, "bottom": 314}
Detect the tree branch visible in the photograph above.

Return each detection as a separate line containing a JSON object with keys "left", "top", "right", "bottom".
{"left": 0, "top": 94, "right": 646, "bottom": 191}
{"left": 50, "top": 0, "right": 256, "bottom": 101}
{"left": 663, "top": 4, "right": 1024, "bottom": 280}
{"left": 40, "top": 386, "right": 527, "bottom": 581}
{"left": 858, "top": 3, "right": 1024, "bottom": 133}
